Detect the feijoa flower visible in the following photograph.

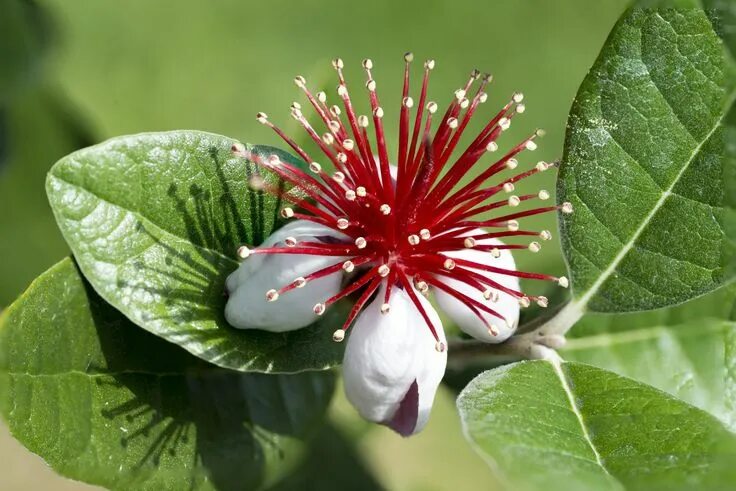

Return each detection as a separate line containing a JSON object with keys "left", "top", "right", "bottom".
{"left": 226, "top": 55, "right": 571, "bottom": 435}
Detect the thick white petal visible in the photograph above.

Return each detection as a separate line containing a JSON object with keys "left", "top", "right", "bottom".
{"left": 434, "top": 233, "right": 520, "bottom": 343}
{"left": 225, "top": 220, "right": 348, "bottom": 331}
{"left": 342, "top": 283, "right": 447, "bottom": 436}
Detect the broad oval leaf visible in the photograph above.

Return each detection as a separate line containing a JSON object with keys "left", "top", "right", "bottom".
{"left": 558, "top": 7, "right": 736, "bottom": 313}
{"left": 46, "top": 131, "right": 345, "bottom": 373}
{"left": 0, "top": 258, "right": 336, "bottom": 491}
{"left": 458, "top": 360, "right": 736, "bottom": 491}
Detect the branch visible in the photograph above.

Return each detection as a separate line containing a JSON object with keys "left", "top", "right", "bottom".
{"left": 447, "top": 299, "right": 584, "bottom": 365}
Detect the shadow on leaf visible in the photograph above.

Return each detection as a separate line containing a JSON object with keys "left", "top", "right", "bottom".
{"left": 26, "top": 260, "right": 332, "bottom": 490}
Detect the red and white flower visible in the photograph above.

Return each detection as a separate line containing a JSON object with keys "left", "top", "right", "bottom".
{"left": 226, "top": 55, "right": 571, "bottom": 436}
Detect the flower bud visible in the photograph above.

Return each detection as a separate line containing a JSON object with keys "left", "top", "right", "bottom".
{"left": 342, "top": 284, "right": 446, "bottom": 436}
{"left": 225, "top": 220, "right": 348, "bottom": 331}
{"left": 433, "top": 231, "right": 520, "bottom": 343}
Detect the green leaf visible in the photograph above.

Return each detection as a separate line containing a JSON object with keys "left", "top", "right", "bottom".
{"left": 635, "top": 1, "right": 736, "bottom": 64}
{"left": 558, "top": 7, "right": 736, "bottom": 313}
{"left": 458, "top": 360, "right": 736, "bottom": 491}
{"left": 562, "top": 284, "right": 736, "bottom": 428}
{"left": 46, "top": 130, "right": 345, "bottom": 373}
{"left": 0, "top": 258, "right": 336, "bottom": 491}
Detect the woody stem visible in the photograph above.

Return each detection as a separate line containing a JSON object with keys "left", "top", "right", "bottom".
{"left": 447, "top": 299, "right": 582, "bottom": 364}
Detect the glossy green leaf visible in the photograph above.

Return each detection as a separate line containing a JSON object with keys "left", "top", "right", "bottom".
{"left": 563, "top": 284, "right": 736, "bottom": 428}
{"left": 46, "top": 131, "right": 345, "bottom": 373}
{"left": 458, "top": 360, "right": 736, "bottom": 491}
{"left": 0, "top": 258, "right": 335, "bottom": 491}
{"left": 558, "top": 7, "right": 736, "bottom": 313}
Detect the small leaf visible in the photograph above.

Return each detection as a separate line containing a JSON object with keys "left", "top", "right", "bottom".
{"left": 458, "top": 361, "right": 736, "bottom": 491}
{"left": 558, "top": 7, "right": 736, "bottom": 313}
{"left": 46, "top": 131, "right": 345, "bottom": 373}
{"left": 0, "top": 258, "right": 335, "bottom": 491}
{"left": 563, "top": 284, "right": 736, "bottom": 429}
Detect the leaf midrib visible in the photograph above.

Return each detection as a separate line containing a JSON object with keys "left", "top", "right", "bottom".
{"left": 563, "top": 320, "right": 733, "bottom": 350}
{"left": 571, "top": 86, "right": 736, "bottom": 313}
{"left": 549, "top": 361, "right": 616, "bottom": 480}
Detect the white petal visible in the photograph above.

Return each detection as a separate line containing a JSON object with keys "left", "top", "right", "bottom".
{"left": 434, "top": 232, "right": 520, "bottom": 343}
{"left": 225, "top": 220, "right": 348, "bottom": 331}
{"left": 342, "top": 283, "right": 447, "bottom": 436}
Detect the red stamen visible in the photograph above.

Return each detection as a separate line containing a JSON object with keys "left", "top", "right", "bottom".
{"left": 340, "top": 276, "right": 383, "bottom": 331}
{"left": 236, "top": 56, "right": 569, "bottom": 342}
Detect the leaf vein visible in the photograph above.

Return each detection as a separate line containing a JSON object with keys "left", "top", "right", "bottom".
{"left": 550, "top": 360, "right": 611, "bottom": 475}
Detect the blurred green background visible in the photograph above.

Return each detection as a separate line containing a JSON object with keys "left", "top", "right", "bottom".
{"left": 0, "top": 0, "right": 630, "bottom": 489}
